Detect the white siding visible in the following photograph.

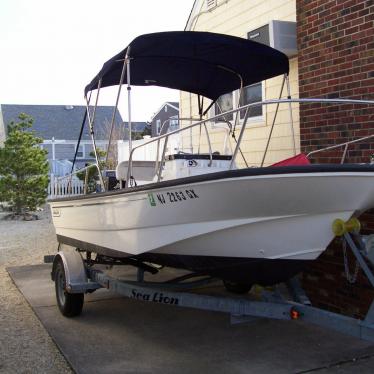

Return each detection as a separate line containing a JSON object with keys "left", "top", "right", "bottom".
{"left": 182, "top": 0, "right": 299, "bottom": 166}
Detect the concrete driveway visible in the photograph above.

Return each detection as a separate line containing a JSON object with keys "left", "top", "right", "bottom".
{"left": 7, "top": 264, "right": 374, "bottom": 374}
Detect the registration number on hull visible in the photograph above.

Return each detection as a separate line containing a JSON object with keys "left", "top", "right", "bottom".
{"left": 148, "top": 189, "right": 199, "bottom": 206}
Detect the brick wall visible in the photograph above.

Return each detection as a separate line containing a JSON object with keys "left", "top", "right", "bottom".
{"left": 297, "top": 0, "right": 374, "bottom": 318}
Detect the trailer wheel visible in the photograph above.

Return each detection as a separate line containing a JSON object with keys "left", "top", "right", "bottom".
{"left": 54, "top": 259, "right": 84, "bottom": 317}
{"left": 223, "top": 280, "right": 252, "bottom": 294}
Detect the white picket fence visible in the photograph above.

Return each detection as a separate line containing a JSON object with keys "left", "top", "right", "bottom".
{"left": 48, "top": 174, "right": 84, "bottom": 199}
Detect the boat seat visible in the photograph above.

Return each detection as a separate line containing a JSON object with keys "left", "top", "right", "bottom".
{"left": 116, "top": 160, "right": 156, "bottom": 182}
{"left": 270, "top": 153, "right": 310, "bottom": 167}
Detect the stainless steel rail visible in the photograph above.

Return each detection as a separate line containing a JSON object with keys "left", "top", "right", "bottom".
{"left": 125, "top": 98, "right": 374, "bottom": 184}
{"left": 307, "top": 134, "right": 374, "bottom": 164}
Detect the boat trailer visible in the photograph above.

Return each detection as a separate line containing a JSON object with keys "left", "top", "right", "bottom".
{"left": 50, "top": 218, "right": 374, "bottom": 343}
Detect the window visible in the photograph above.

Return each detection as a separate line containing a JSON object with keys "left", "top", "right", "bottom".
{"left": 169, "top": 118, "right": 179, "bottom": 132}
{"left": 156, "top": 119, "right": 161, "bottom": 134}
{"left": 214, "top": 83, "right": 263, "bottom": 124}
{"left": 240, "top": 83, "right": 263, "bottom": 119}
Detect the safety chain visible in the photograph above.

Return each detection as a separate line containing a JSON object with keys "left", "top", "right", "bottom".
{"left": 342, "top": 238, "right": 360, "bottom": 284}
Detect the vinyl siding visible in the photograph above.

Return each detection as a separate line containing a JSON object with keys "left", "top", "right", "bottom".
{"left": 181, "top": 0, "right": 299, "bottom": 166}
{"left": 55, "top": 143, "right": 75, "bottom": 160}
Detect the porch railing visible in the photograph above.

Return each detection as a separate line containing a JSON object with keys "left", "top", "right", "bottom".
{"left": 48, "top": 174, "right": 84, "bottom": 199}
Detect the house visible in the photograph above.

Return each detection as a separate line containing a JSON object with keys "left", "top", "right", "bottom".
{"left": 183, "top": 1, "right": 374, "bottom": 317}
{"left": 180, "top": 0, "right": 300, "bottom": 166}
{"left": 124, "top": 121, "right": 151, "bottom": 138}
{"left": 295, "top": 0, "right": 374, "bottom": 319}
{"left": 116, "top": 102, "right": 180, "bottom": 163}
{"left": 0, "top": 104, "right": 147, "bottom": 175}
{"left": 150, "top": 102, "right": 179, "bottom": 137}
{"left": 183, "top": 0, "right": 299, "bottom": 166}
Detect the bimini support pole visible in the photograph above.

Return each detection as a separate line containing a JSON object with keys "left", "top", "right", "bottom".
{"left": 230, "top": 104, "right": 251, "bottom": 169}
{"left": 232, "top": 74, "right": 244, "bottom": 135}
{"left": 105, "top": 57, "right": 128, "bottom": 167}
{"left": 286, "top": 75, "right": 296, "bottom": 156}
{"left": 85, "top": 79, "right": 105, "bottom": 190}
{"left": 126, "top": 48, "right": 133, "bottom": 184}
{"left": 260, "top": 74, "right": 287, "bottom": 167}
{"left": 69, "top": 90, "right": 92, "bottom": 187}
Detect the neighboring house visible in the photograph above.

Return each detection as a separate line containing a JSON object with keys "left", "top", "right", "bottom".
{"left": 0, "top": 104, "right": 147, "bottom": 175}
{"left": 183, "top": 0, "right": 374, "bottom": 318}
{"left": 150, "top": 102, "right": 179, "bottom": 137}
{"left": 117, "top": 102, "right": 180, "bottom": 163}
{"left": 124, "top": 121, "right": 151, "bottom": 137}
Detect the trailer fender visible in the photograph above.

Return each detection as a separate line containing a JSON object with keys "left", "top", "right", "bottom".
{"left": 51, "top": 250, "right": 87, "bottom": 293}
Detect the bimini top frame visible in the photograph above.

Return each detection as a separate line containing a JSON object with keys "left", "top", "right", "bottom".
{"left": 75, "top": 31, "right": 290, "bottom": 191}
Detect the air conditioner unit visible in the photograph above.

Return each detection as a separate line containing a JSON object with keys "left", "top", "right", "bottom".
{"left": 247, "top": 20, "right": 297, "bottom": 57}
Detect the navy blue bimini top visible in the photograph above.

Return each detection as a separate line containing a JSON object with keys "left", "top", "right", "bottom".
{"left": 85, "top": 31, "right": 289, "bottom": 100}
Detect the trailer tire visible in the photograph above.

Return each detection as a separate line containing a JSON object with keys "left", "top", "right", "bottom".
{"left": 54, "top": 259, "right": 84, "bottom": 317}
{"left": 223, "top": 280, "right": 252, "bottom": 294}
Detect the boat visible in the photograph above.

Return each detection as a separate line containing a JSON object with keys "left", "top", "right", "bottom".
{"left": 50, "top": 31, "right": 374, "bottom": 289}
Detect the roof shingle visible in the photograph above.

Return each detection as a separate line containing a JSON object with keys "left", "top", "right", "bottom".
{"left": 0, "top": 104, "right": 147, "bottom": 140}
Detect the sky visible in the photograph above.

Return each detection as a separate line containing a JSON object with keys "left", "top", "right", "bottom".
{"left": 0, "top": 0, "right": 195, "bottom": 121}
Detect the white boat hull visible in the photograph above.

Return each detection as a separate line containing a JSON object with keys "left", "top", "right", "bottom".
{"left": 51, "top": 168, "right": 374, "bottom": 269}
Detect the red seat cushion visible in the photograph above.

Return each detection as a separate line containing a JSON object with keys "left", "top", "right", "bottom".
{"left": 270, "top": 153, "right": 311, "bottom": 167}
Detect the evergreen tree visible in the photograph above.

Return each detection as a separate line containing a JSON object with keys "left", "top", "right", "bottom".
{"left": 0, "top": 113, "right": 49, "bottom": 217}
